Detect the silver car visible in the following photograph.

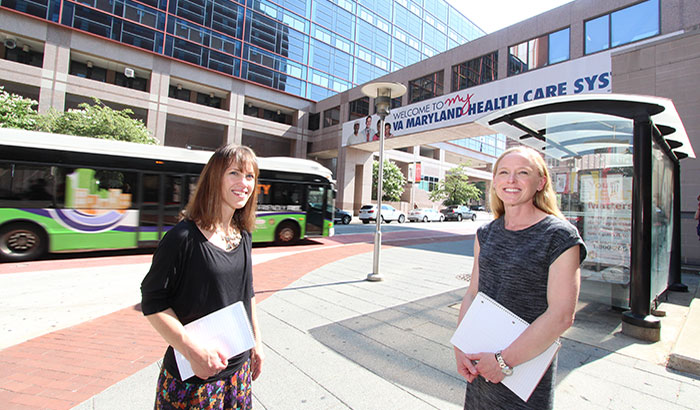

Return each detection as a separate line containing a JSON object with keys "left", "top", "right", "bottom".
{"left": 408, "top": 208, "right": 444, "bottom": 222}
{"left": 358, "top": 204, "right": 405, "bottom": 224}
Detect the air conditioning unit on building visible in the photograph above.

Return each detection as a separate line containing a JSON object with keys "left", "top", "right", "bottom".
{"left": 3, "top": 38, "right": 17, "bottom": 49}
{"left": 124, "top": 67, "right": 135, "bottom": 78}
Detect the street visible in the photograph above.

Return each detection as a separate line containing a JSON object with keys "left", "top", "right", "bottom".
{"left": 0, "top": 214, "right": 489, "bottom": 351}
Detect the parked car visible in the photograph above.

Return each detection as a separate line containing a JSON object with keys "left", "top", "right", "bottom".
{"left": 408, "top": 208, "right": 444, "bottom": 222}
{"left": 358, "top": 204, "right": 405, "bottom": 224}
{"left": 440, "top": 205, "right": 476, "bottom": 221}
{"left": 333, "top": 208, "right": 352, "bottom": 225}
{"left": 470, "top": 205, "right": 486, "bottom": 211}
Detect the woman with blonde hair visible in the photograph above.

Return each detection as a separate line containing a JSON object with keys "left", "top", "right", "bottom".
{"left": 454, "top": 145, "right": 586, "bottom": 409}
{"left": 141, "top": 144, "right": 264, "bottom": 409}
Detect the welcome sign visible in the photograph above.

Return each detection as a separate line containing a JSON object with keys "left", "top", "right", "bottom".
{"left": 342, "top": 51, "right": 612, "bottom": 146}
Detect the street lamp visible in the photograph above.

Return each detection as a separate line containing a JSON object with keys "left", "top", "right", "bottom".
{"left": 361, "top": 82, "right": 407, "bottom": 282}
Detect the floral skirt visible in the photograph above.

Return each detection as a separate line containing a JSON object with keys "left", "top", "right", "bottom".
{"left": 155, "top": 359, "right": 251, "bottom": 410}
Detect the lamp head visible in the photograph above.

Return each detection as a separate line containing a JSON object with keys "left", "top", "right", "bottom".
{"left": 361, "top": 82, "right": 407, "bottom": 119}
{"left": 375, "top": 95, "right": 391, "bottom": 117}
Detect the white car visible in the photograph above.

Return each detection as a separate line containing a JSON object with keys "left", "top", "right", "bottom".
{"left": 359, "top": 204, "right": 405, "bottom": 224}
{"left": 408, "top": 208, "right": 444, "bottom": 222}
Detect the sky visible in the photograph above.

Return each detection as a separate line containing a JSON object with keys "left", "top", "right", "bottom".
{"left": 446, "top": 0, "right": 574, "bottom": 34}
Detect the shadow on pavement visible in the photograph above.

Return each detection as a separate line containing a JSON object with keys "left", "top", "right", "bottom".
{"left": 309, "top": 289, "right": 468, "bottom": 407}
{"left": 256, "top": 279, "right": 366, "bottom": 294}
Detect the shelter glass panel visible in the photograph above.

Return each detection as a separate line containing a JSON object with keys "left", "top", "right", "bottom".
{"left": 650, "top": 139, "right": 673, "bottom": 305}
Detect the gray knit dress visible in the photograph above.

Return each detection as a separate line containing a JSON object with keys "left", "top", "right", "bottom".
{"left": 464, "top": 215, "right": 586, "bottom": 410}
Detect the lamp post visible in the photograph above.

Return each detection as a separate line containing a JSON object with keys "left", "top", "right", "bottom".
{"left": 361, "top": 82, "right": 407, "bottom": 282}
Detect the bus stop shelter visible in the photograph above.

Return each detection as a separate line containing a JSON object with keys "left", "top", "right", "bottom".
{"left": 477, "top": 94, "right": 696, "bottom": 341}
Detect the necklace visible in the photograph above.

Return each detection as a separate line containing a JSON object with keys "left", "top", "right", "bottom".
{"left": 220, "top": 227, "right": 242, "bottom": 251}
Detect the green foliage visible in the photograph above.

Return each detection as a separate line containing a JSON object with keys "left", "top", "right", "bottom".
{"left": 429, "top": 163, "right": 482, "bottom": 206}
{"left": 0, "top": 86, "right": 39, "bottom": 130}
{"left": 372, "top": 160, "right": 406, "bottom": 202}
{"left": 36, "top": 98, "right": 157, "bottom": 144}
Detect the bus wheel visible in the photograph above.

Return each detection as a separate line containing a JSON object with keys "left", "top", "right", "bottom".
{"left": 275, "top": 222, "right": 299, "bottom": 245}
{"left": 0, "top": 222, "right": 47, "bottom": 261}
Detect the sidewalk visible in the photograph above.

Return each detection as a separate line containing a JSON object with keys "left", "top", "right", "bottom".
{"left": 2, "top": 232, "right": 699, "bottom": 409}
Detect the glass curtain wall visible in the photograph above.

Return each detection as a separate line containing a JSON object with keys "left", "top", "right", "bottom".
{"left": 2, "top": 0, "right": 484, "bottom": 101}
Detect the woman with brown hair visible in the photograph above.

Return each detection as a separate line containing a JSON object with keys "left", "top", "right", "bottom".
{"left": 141, "top": 144, "right": 264, "bottom": 409}
{"left": 454, "top": 146, "right": 586, "bottom": 409}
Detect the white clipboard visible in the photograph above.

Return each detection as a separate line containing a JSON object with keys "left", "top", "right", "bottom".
{"left": 450, "top": 292, "right": 560, "bottom": 402}
{"left": 174, "top": 301, "right": 255, "bottom": 381}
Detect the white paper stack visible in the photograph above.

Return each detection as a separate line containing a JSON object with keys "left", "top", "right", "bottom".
{"left": 450, "top": 292, "right": 560, "bottom": 402}
{"left": 174, "top": 301, "right": 255, "bottom": 380}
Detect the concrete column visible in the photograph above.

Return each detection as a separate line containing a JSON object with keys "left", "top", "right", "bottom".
{"left": 360, "top": 152, "right": 374, "bottom": 207}
{"left": 38, "top": 26, "right": 71, "bottom": 114}
{"left": 146, "top": 68, "right": 169, "bottom": 146}
{"left": 226, "top": 121, "right": 243, "bottom": 145}
{"left": 291, "top": 136, "right": 307, "bottom": 157}
{"left": 336, "top": 147, "right": 372, "bottom": 212}
{"left": 225, "top": 91, "right": 245, "bottom": 145}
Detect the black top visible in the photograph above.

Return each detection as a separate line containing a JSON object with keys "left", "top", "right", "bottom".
{"left": 464, "top": 215, "right": 586, "bottom": 410}
{"left": 141, "top": 219, "right": 255, "bottom": 383}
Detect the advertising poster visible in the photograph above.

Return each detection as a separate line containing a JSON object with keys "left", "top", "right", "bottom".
{"left": 580, "top": 171, "right": 632, "bottom": 284}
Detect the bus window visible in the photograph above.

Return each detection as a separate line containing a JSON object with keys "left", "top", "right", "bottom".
{"left": 258, "top": 182, "right": 303, "bottom": 208}
{"left": 306, "top": 185, "right": 325, "bottom": 235}
{"left": 140, "top": 174, "right": 161, "bottom": 228}
{"left": 0, "top": 164, "right": 54, "bottom": 207}
{"left": 164, "top": 175, "right": 183, "bottom": 227}
{"left": 185, "top": 176, "right": 199, "bottom": 205}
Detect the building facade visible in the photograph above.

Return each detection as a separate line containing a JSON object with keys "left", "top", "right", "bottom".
{"left": 1, "top": 0, "right": 699, "bottom": 271}
{"left": 311, "top": 0, "right": 700, "bottom": 268}
{"left": 0, "top": 0, "right": 483, "bottom": 156}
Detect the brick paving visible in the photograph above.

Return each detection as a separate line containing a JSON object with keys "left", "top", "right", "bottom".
{"left": 0, "top": 230, "right": 473, "bottom": 410}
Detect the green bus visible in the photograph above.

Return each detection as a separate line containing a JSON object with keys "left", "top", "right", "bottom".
{"left": 0, "top": 128, "right": 336, "bottom": 261}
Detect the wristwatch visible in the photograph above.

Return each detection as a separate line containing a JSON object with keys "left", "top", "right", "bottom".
{"left": 495, "top": 351, "right": 513, "bottom": 376}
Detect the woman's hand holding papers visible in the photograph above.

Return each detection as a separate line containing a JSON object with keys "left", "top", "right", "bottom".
{"left": 454, "top": 347, "right": 479, "bottom": 383}
{"left": 465, "top": 352, "right": 504, "bottom": 384}
{"left": 187, "top": 344, "right": 229, "bottom": 380}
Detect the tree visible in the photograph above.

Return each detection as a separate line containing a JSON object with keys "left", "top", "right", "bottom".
{"left": 429, "top": 163, "right": 481, "bottom": 206}
{"left": 372, "top": 160, "right": 406, "bottom": 202}
{"left": 0, "top": 86, "right": 39, "bottom": 130}
{"left": 37, "top": 98, "right": 157, "bottom": 144}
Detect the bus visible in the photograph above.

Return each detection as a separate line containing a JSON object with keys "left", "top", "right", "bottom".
{"left": 0, "top": 128, "right": 336, "bottom": 261}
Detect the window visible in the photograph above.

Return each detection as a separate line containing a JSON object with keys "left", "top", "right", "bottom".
{"left": 243, "top": 102, "right": 293, "bottom": 125}
{"left": 70, "top": 61, "right": 107, "bottom": 82}
{"left": 508, "top": 27, "right": 569, "bottom": 76}
{"left": 0, "top": 165, "right": 54, "bottom": 207}
{"left": 196, "top": 92, "right": 223, "bottom": 109}
{"left": 452, "top": 51, "right": 498, "bottom": 92}
{"left": 169, "top": 84, "right": 192, "bottom": 101}
{"left": 114, "top": 71, "right": 149, "bottom": 92}
{"left": 585, "top": 0, "right": 659, "bottom": 54}
{"left": 408, "top": 70, "right": 444, "bottom": 104}
{"left": 1, "top": 44, "right": 43, "bottom": 68}
{"left": 423, "top": 22, "right": 447, "bottom": 53}
{"left": 348, "top": 97, "right": 369, "bottom": 121}
{"left": 392, "top": 38, "right": 422, "bottom": 68}
{"left": 354, "top": 59, "right": 388, "bottom": 86}
{"left": 308, "top": 112, "right": 320, "bottom": 130}
{"left": 323, "top": 106, "right": 340, "bottom": 128}
{"left": 391, "top": 96, "right": 402, "bottom": 109}
{"left": 418, "top": 175, "right": 438, "bottom": 192}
